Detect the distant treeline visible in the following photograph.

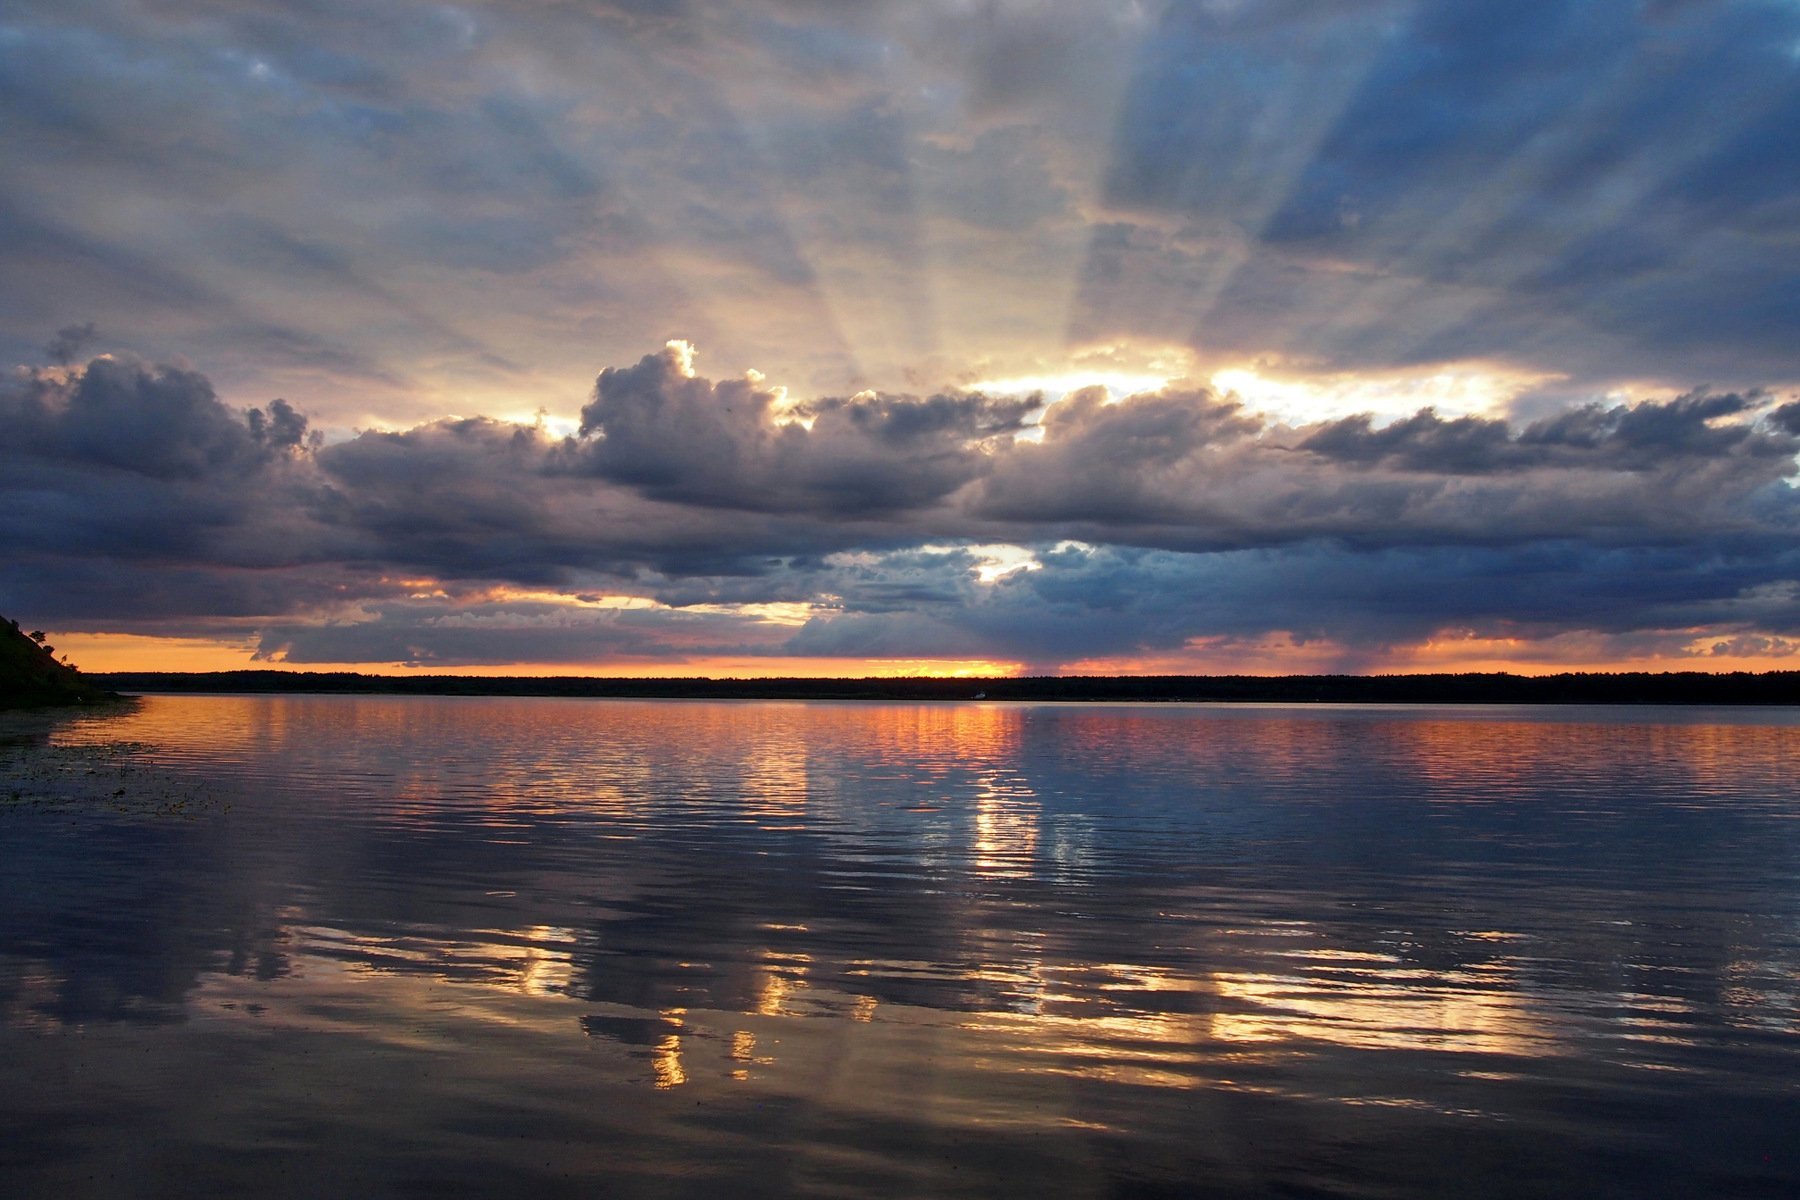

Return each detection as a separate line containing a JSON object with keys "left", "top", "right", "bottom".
{"left": 91, "top": 669, "right": 1800, "bottom": 705}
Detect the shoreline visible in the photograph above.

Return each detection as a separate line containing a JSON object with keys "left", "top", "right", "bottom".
{"left": 93, "top": 669, "right": 1800, "bottom": 706}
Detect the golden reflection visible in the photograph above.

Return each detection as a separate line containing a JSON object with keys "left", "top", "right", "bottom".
{"left": 514, "top": 926, "right": 576, "bottom": 997}
{"left": 740, "top": 735, "right": 809, "bottom": 826}
{"left": 77, "top": 695, "right": 1800, "bottom": 1121}
{"left": 726, "top": 1028, "right": 777, "bottom": 1081}
{"left": 957, "top": 1008, "right": 1213, "bottom": 1089}
{"left": 1720, "top": 952, "right": 1800, "bottom": 1032}
{"left": 755, "top": 950, "right": 812, "bottom": 1017}
{"left": 652, "top": 1029, "right": 688, "bottom": 1090}
{"left": 955, "top": 960, "right": 1214, "bottom": 1087}
{"left": 972, "top": 769, "right": 1039, "bottom": 879}
{"left": 271, "top": 921, "right": 578, "bottom": 1000}
{"left": 849, "top": 703, "right": 1046, "bottom": 879}
{"left": 852, "top": 702, "right": 1023, "bottom": 770}
{"left": 1039, "top": 702, "right": 1799, "bottom": 817}
{"left": 0, "top": 959, "right": 67, "bottom": 1033}
{"left": 943, "top": 944, "right": 1567, "bottom": 1088}
{"left": 1368, "top": 716, "right": 1800, "bottom": 806}
{"left": 1209, "top": 968, "right": 1551, "bottom": 1055}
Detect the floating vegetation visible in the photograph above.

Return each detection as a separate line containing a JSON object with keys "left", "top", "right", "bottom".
{"left": 0, "top": 739, "right": 223, "bottom": 819}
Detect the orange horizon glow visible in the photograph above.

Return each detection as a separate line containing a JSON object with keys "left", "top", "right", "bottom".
{"left": 47, "top": 629, "right": 1800, "bottom": 680}
{"left": 50, "top": 632, "right": 1027, "bottom": 680}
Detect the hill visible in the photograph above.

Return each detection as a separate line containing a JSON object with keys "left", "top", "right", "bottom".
{"left": 0, "top": 617, "right": 117, "bottom": 709}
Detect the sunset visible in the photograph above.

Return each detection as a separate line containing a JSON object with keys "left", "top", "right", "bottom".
{"left": 3, "top": 0, "right": 1796, "bottom": 677}
{"left": 4, "top": 4, "right": 1800, "bottom": 1199}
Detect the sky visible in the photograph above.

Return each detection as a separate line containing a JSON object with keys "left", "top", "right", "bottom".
{"left": 2, "top": 0, "right": 1798, "bottom": 677}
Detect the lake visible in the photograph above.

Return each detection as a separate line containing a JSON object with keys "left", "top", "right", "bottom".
{"left": 3, "top": 695, "right": 1798, "bottom": 1198}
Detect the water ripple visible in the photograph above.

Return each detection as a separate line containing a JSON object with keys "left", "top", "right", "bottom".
{"left": 4, "top": 696, "right": 1800, "bottom": 1196}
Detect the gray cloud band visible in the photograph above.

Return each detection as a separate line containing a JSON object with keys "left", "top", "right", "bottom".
{"left": 3, "top": 344, "right": 1797, "bottom": 667}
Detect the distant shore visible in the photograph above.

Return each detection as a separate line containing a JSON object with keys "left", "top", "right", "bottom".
{"left": 92, "top": 669, "right": 1800, "bottom": 706}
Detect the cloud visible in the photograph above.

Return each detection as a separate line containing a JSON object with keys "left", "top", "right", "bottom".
{"left": 4, "top": 344, "right": 1799, "bottom": 670}
{"left": 784, "top": 539, "right": 1800, "bottom": 672}
{"left": 3, "top": 355, "right": 313, "bottom": 480}
{"left": 571, "top": 342, "right": 1035, "bottom": 513}
{"left": 976, "top": 384, "right": 1263, "bottom": 526}
{"left": 974, "top": 381, "right": 1800, "bottom": 551}
{"left": 0, "top": 354, "right": 352, "bottom": 634}
{"left": 1297, "top": 389, "right": 1793, "bottom": 474}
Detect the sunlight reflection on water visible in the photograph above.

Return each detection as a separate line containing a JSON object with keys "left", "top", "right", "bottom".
{"left": 3, "top": 696, "right": 1800, "bottom": 1197}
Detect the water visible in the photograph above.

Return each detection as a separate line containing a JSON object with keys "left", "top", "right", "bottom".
{"left": 3, "top": 695, "right": 1798, "bottom": 1198}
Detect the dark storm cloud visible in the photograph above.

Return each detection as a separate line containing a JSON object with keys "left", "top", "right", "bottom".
{"left": 315, "top": 420, "right": 677, "bottom": 584}
{"left": 0, "top": 361, "right": 339, "bottom": 633}
{"left": 7, "top": 345, "right": 1799, "bottom": 668}
{"left": 1771, "top": 403, "right": 1800, "bottom": 437}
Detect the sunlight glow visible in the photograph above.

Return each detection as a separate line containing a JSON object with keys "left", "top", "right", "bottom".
{"left": 51, "top": 631, "right": 267, "bottom": 674}
{"left": 913, "top": 543, "right": 1045, "bottom": 585}
{"left": 967, "top": 369, "right": 1175, "bottom": 403}
{"left": 1211, "top": 362, "right": 1563, "bottom": 426}
{"left": 59, "top": 619, "right": 1800, "bottom": 679}
{"left": 466, "top": 587, "right": 817, "bottom": 626}
{"left": 55, "top": 628, "right": 1028, "bottom": 677}
{"left": 666, "top": 339, "right": 697, "bottom": 377}
{"left": 1210, "top": 966, "right": 1551, "bottom": 1056}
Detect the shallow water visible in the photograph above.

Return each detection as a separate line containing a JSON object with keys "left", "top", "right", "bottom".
{"left": 3, "top": 695, "right": 1798, "bottom": 1198}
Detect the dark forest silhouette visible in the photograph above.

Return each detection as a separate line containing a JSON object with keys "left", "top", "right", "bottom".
{"left": 93, "top": 669, "right": 1800, "bottom": 705}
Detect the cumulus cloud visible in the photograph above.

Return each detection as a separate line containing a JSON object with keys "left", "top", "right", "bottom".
{"left": 572, "top": 342, "right": 1035, "bottom": 513}
{"left": 976, "top": 385, "right": 1263, "bottom": 526}
{"left": 0, "top": 357, "right": 327, "bottom": 573}
{"left": 3, "top": 356, "right": 314, "bottom": 480}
